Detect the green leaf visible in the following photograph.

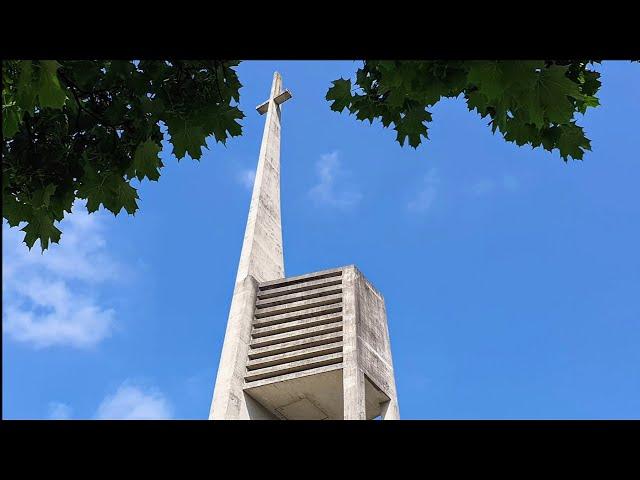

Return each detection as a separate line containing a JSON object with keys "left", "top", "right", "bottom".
{"left": 526, "top": 65, "right": 582, "bottom": 126}
{"left": 76, "top": 164, "right": 108, "bottom": 213}
{"left": 394, "top": 108, "right": 431, "bottom": 148}
{"left": 37, "top": 60, "right": 67, "bottom": 109}
{"left": 503, "top": 118, "right": 539, "bottom": 146}
{"left": 2, "top": 104, "right": 21, "bottom": 138}
{"left": 3, "top": 192, "right": 29, "bottom": 227}
{"left": 201, "top": 105, "right": 244, "bottom": 144}
{"left": 557, "top": 123, "right": 591, "bottom": 160}
{"left": 33, "top": 184, "right": 57, "bottom": 207}
{"left": 466, "top": 91, "right": 491, "bottom": 117}
{"left": 467, "top": 61, "right": 504, "bottom": 101}
{"left": 16, "top": 60, "right": 37, "bottom": 112}
{"left": 326, "top": 79, "right": 352, "bottom": 112}
{"left": 108, "top": 175, "right": 139, "bottom": 214}
{"left": 49, "top": 186, "right": 76, "bottom": 222}
{"left": 165, "top": 116, "right": 207, "bottom": 160}
{"left": 77, "top": 164, "right": 139, "bottom": 215}
{"left": 127, "top": 138, "right": 163, "bottom": 181}
{"left": 499, "top": 61, "right": 544, "bottom": 93}
{"left": 20, "top": 212, "right": 61, "bottom": 251}
{"left": 581, "top": 70, "right": 601, "bottom": 97}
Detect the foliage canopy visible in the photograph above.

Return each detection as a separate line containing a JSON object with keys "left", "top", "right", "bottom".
{"left": 326, "top": 60, "right": 600, "bottom": 158}
{"left": 2, "top": 60, "right": 243, "bottom": 250}
{"left": 3, "top": 60, "right": 604, "bottom": 251}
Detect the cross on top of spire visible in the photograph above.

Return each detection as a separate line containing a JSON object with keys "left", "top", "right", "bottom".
{"left": 256, "top": 71, "right": 293, "bottom": 115}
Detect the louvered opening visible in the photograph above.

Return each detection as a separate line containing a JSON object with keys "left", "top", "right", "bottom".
{"left": 245, "top": 268, "right": 345, "bottom": 384}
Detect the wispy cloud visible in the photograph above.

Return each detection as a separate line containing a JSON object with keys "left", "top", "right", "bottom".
{"left": 237, "top": 168, "right": 256, "bottom": 190}
{"left": 408, "top": 169, "right": 439, "bottom": 213}
{"left": 44, "top": 381, "right": 172, "bottom": 420}
{"left": 95, "top": 381, "right": 172, "bottom": 420}
{"left": 471, "top": 174, "right": 519, "bottom": 196}
{"left": 309, "top": 151, "right": 362, "bottom": 208}
{"left": 2, "top": 202, "right": 122, "bottom": 349}
{"left": 48, "top": 402, "right": 73, "bottom": 420}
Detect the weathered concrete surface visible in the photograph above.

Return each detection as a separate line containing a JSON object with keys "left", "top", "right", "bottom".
{"left": 235, "top": 71, "right": 287, "bottom": 284}
{"left": 245, "top": 367, "right": 344, "bottom": 419}
{"left": 209, "top": 72, "right": 291, "bottom": 420}
{"left": 248, "top": 331, "right": 343, "bottom": 359}
{"left": 349, "top": 265, "right": 400, "bottom": 419}
{"left": 208, "top": 275, "right": 266, "bottom": 419}
{"left": 250, "top": 323, "right": 343, "bottom": 348}
{"left": 242, "top": 265, "right": 399, "bottom": 420}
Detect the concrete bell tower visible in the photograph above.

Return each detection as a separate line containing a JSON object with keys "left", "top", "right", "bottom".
{"left": 209, "top": 72, "right": 399, "bottom": 420}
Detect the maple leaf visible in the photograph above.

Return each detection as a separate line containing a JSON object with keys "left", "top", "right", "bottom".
{"left": 394, "top": 108, "right": 431, "bottom": 148}
{"left": 557, "top": 123, "right": 591, "bottom": 161}
{"left": 467, "top": 61, "right": 504, "bottom": 101}
{"left": 127, "top": 138, "right": 163, "bottom": 181}
{"left": 165, "top": 116, "right": 207, "bottom": 160}
{"left": 37, "top": 60, "right": 67, "bottom": 109}
{"left": 20, "top": 212, "right": 62, "bottom": 251}
{"left": 326, "top": 79, "right": 352, "bottom": 112}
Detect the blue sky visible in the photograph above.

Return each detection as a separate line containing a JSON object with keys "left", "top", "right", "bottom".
{"left": 3, "top": 60, "right": 639, "bottom": 419}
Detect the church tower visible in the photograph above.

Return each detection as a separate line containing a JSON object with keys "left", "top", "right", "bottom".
{"left": 209, "top": 72, "right": 399, "bottom": 420}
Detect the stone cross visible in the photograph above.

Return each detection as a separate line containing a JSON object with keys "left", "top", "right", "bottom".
{"left": 255, "top": 75, "right": 292, "bottom": 116}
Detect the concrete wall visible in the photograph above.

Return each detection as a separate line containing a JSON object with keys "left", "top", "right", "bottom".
{"left": 343, "top": 265, "right": 400, "bottom": 420}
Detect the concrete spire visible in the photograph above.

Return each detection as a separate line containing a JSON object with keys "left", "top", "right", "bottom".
{"left": 209, "top": 72, "right": 293, "bottom": 419}
{"left": 235, "top": 71, "right": 291, "bottom": 284}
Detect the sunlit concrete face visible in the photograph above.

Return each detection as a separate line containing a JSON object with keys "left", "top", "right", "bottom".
{"left": 217, "top": 265, "right": 399, "bottom": 420}
{"left": 208, "top": 72, "right": 399, "bottom": 420}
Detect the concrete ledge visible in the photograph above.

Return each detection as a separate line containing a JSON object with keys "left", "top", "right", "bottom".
{"left": 254, "top": 294, "right": 343, "bottom": 319}
{"left": 256, "top": 277, "right": 342, "bottom": 300}
{"left": 244, "top": 352, "right": 344, "bottom": 383}
{"left": 252, "top": 313, "right": 343, "bottom": 338}
{"left": 258, "top": 267, "right": 343, "bottom": 291}
{"left": 252, "top": 304, "right": 343, "bottom": 328}
{"left": 246, "top": 342, "right": 343, "bottom": 370}
{"left": 243, "top": 363, "right": 343, "bottom": 390}
{"left": 256, "top": 285, "right": 343, "bottom": 309}
{"left": 250, "top": 324, "right": 343, "bottom": 349}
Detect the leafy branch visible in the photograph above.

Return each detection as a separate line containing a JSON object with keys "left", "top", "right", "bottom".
{"left": 326, "top": 60, "right": 602, "bottom": 160}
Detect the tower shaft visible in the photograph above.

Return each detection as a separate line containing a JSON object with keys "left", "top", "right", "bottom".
{"left": 209, "top": 72, "right": 291, "bottom": 419}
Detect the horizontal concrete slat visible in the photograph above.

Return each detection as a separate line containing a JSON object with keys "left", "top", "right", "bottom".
{"left": 248, "top": 331, "right": 343, "bottom": 359}
{"left": 244, "top": 352, "right": 344, "bottom": 383}
{"left": 258, "top": 268, "right": 343, "bottom": 291}
{"left": 256, "top": 277, "right": 342, "bottom": 300}
{"left": 251, "top": 313, "right": 343, "bottom": 338}
{"left": 256, "top": 284, "right": 343, "bottom": 309}
{"left": 253, "top": 304, "right": 343, "bottom": 328}
{"left": 246, "top": 342, "right": 344, "bottom": 370}
{"left": 250, "top": 323, "right": 343, "bottom": 349}
{"left": 254, "top": 294, "right": 343, "bottom": 319}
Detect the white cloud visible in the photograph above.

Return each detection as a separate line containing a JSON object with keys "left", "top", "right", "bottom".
{"left": 471, "top": 178, "right": 495, "bottom": 196}
{"left": 502, "top": 174, "right": 519, "bottom": 191}
{"left": 48, "top": 402, "right": 73, "bottom": 420}
{"left": 3, "top": 201, "right": 120, "bottom": 349}
{"left": 4, "top": 279, "right": 115, "bottom": 348}
{"left": 472, "top": 174, "right": 519, "bottom": 196}
{"left": 237, "top": 168, "right": 256, "bottom": 190}
{"left": 309, "top": 151, "right": 362, "bottom": 208}
{"left": 95, "top": 382, "right": 172, "bottom": 420}
{"left": 408, "top": 169, "right": 439, "bottom": 213}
